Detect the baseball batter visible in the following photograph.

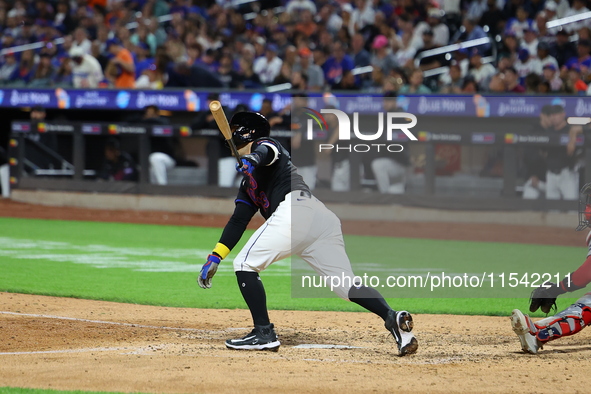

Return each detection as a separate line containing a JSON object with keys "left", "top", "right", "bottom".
{"left": 511, "top": 183, "right": 591, "bottom": 354}
{"left": 198, "top": 111, "right": 418, "bottom": 356}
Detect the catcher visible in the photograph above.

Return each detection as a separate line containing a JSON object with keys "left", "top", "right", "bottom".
{"left": 197, "top": 111, "right": 418, "bottom": 356}
{"left": 511, "top": 182, "right": 591, "bottom": 354}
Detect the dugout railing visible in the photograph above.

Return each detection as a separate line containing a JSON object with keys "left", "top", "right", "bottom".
{"left": 7, "top": 119, "right": 591, "bottom": 212}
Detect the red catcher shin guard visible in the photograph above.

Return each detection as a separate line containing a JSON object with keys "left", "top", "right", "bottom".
{"left": 535, "top": 303, "right": 591, "bottom": 343}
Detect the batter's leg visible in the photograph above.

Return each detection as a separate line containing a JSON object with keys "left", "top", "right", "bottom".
{"left": 226, "top": 198, "right": 294, "bottom": 350}
{"left": 297, "top": 200, "right": 418, "bottom": 355}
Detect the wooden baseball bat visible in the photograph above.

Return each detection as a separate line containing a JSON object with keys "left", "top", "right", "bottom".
{"left": 209, "top": 100, "right": 242, "bottom": 166}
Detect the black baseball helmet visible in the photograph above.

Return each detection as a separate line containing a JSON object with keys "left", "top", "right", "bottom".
{"left": 577, "top": 182, "right": 591, "bottom": 231}
{"left": 228, "top": 111, "right": 270, "bottom": 148}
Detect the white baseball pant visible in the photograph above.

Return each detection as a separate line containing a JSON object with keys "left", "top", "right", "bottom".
{"left": 232, "top": 191, "right": 355, "bottom": 299}
{"left": 149, "top": 152, "right": 175, "bottom": 185}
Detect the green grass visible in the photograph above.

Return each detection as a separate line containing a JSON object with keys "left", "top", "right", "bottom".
{"left": 0, "top": 217, "right": 583, "bottom": 316}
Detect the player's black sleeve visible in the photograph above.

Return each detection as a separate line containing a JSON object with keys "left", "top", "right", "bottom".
{"left": 218, "top": 200, "right": 258, "bottom": 251}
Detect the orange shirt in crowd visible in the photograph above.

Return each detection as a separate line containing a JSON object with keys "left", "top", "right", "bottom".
{"left": 115, "top": 48, "right": 135, "bottom": 88}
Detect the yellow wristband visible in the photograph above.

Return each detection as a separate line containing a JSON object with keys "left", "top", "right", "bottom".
{"left": 212, "top": 243, "right": 231, "bottom": 259}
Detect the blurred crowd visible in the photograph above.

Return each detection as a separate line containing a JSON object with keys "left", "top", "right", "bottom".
{"left": 0, "top": 0, "right": 590, "bottom": 94}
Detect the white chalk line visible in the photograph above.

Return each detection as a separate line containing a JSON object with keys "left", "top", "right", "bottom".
{"left": 0, "top": 311, "right": 246, "bottom": 333}
{"left": 0, "top": 346, "right": 141, "bottom": 356}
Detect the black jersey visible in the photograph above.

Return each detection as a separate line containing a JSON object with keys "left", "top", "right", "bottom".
{"left": 236, "top": 137, "right": 310, "bottom": 219}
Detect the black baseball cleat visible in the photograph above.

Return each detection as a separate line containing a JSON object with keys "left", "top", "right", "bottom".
{"left": 225, "top": 323, "right": 281, "bottom": 351}
{"left": 385, "top": 310, "right": 418, "bottom": 356}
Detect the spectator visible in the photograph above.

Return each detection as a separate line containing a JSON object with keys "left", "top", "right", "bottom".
{"left": 286, "top": 0, "right": 317, "bottom": 15}
{"left": 564, "top": 0, "right": 591, "bottom": 33}
{"left": 469, "top": 50, "right": 496, "bottom": 89}
{"left": 295, "top": 48, "right": 325, "bottom": 91}
{"left": 197, "top": 48, "right": 219, "bottom": 73}
{"left": 454, "top": 18, "right": 490, "bottom": 54}
{"left": 520, "top": 27, "right": 539, "bottom": 57}
{"left": 52, "top": 57, "right": 73, "bottom": 87}
{"left": 543, "top": 64, "right": 564, "bottom": 92}
{"left": 99, "top": 138, "right": 139, "bottom": 182}
{"left": 440, "top": 63, "right": 464, "bottom": 93}
{"left": 217, "top": 53, "right": 241, "bottom": 88}
{"left": 318, "top": 3, "right": 343, "bottom": 35}
{"left": 71, "top": 27, "right": 92, "bottom": 55}
{"left": 565, "top": 64, "right": 588, "bottom": 94}
{"left": 333, "top": 69, "right": 359, "bottom": 90}
{"left": 130, "top": 23, "right": 157, "bottom": 56}
{"left": 69, "top": 47, "right": 104, "bottom": 88}
{"left": 351, "top": 32, "right": 370, "bottom": 68}
{"left": 537, "top": 42, "right": 559, "bottom": 70}
{"left": 350, "top": 0, "right": 376, "bottom": 35}
{"left": 415, "top": 29, "right": 447, "bottom": 71}
{"left": 505, "top": 6, "right": 534, "bottom": 39}
{"left": 253, "top": 44, "right": 283, "bottom": 85}
{"left": 370, "top": 35, "right": 397, "bottom": 75}
{"left": 480, "top": 0, "right": 505, "bottom": 37}
{"left": 488, "top": 72, "right": 507, "bottom": 92}
{"left": 461, "top": 77, "right": 479, "bottom": 93}
{"left": 467, "top": 0, "right": 488, "bottom": 21}
{"left": 105, "top": 38, "right": 135, "bottom": 88}
{"left": 259, "top": 98, "right": 285, "bottom": 128}
{"left": 238, "top": 58, "right": 263, "bottom": 89}
{"left": 29, "top": 53, "right": 55, "bottom": 87}
{"left": 551, "top": 30, "right": 577, "bottom": 68}
{"left": 414, "top": 8, "right": 450, "bottom": 47}
{"left": 393, "top": 31, "right": 417, "bottom": 69}
{"left": 524, "top": 72, "right": 542, "bottom": 93}
{"left": 564, "top": 39, "right": 591, "bottom": 76}
{"left": 0, "top": 52, "right": 18, "bottom": 83}
{"left": 133, "top": 43, "right": 155, "bottom": 79}
{"left": 53, "top": 1, "right": 76, "bottom": 35}
{"left": 323, "top": 41, "right": 354, "bottom": 87}
{"left": 505, "top": 67, "right": 525, "bottom": 92}
{"left": 515, "top": 48, "right": 542, "bottom": 80}
{"left": 12, "top": 49, "right": 35, "bottom": 85}
{"left": 398, "top": 69, "right": 432, "bottom": 94}
{"left": 295, "top": 10, "right": 317, "bottom": 37}
{"left": 538, "top": 80, "right": 551, "bottom": 93}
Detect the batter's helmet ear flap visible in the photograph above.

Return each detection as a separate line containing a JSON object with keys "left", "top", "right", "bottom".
{"left": 576, "top": 182, "right": 591, "bottom": 231}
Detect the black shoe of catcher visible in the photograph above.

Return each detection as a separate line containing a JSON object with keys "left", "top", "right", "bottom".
{"left": 225, "top": 323, "right": 281, "bottom": 351}
{"left": 385, "top": 310, "right": 418, "bottom": 356}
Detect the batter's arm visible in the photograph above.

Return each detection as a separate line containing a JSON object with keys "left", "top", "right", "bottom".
{"left": 215, "top": 201, "right": 258, "bottom": 255}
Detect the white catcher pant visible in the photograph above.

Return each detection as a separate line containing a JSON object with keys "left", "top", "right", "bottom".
{"left": 149, "top": 152, "right": 175, "bottom": 185}
{"left": 233, "top": 191, "right": 355, "bottom": 299}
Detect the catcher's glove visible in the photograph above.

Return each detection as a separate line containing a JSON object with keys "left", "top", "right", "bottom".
{"left": 529, "top": 282, "right": 566, "bottom": 314}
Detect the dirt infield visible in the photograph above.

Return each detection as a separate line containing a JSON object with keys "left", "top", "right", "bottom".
{"left": 1, "top": 293, "right": 591, "bottom": 393}
{"left": 1, "top": 198, "right": 591, "bottom": 393}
